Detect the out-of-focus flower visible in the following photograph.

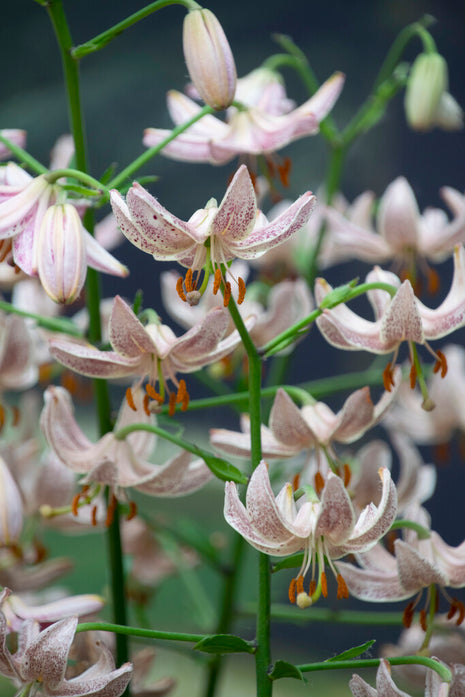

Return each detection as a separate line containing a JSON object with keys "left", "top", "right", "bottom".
{"left": 111, "top": 165, "right": 315, "bottom": 304}
{"left": 0, "top": 591, "right": 132, "bottom": 696}
{"left": 0, "top": 168, "right": 128, "bottom": 302}
{"left": 49, "top": 295, "right": 253, "bottom": 411}
{"left": 324, "top": 178, "right": 465, "bottom": 279}
{"left": 224, "top": 460, "right": 396, "bottom": 608}
{"left": 41, "top": 386, "right": 213, "bottom": 508}
{"left": 0, "top": 129, "right": 26, "bottom": 160}
{"left": 405, "top": 52, "right": 463, "bottom": 131}
{"left": 0, "top": 455, "right": 23, "bottom": 545}
{"left": 0, "top": 312, "right": 38, "bottom": 394}
{"left": 143, "top": 71, "right": 344, "bottom": 164}
{"left": 2, "top": 590, "right": 104, "bottom": 633}
{"left": 183, "top": 8, "right": 236, "bottom": 110}
{"left": 349, "top": 658, "right": 449, "bottom": 697}
{"left": 384, "top": 345, "right": 465, "bottom": 446}
{"left": 315, "top": 246, "right": 465, "bottom": 401}
{"left": 211, "top": 382, "right": 400, "bottom": 463}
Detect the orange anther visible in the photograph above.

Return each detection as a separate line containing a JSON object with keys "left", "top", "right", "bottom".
{"left": 0, "top": 405, "right": 4, "bottom": 433}
{"left": 296, "top": 575, "right": 304, "bottom": 594}
{"left": 71, "top": 493, "right": 81, "bottom": 517}
{"left": 213, "top": 268, "right": 222, "bottom": 295}
{"left": 176, "top": 379, "right": 187, "bottom": 403}
{"left": 145, "top": 383, "right": 163, "bottom": 402}
{"left": 125, "top": 387, "right": 137, "bottom": 411}
{"left": 126, "top": 501, "right": 138, "bottom": 521}
{"left": 402, "top": 601, "right": 415, "bottom": 628}
{"left": 106, "top": 494, "right": 118, "bottom": 527}
{"left": 277, "top": 157, "right": 292, "bottom": 188}
{"left": 427, "top": 267, "right": 440, "bottom": 295}
{"left": 419, "top": 608, "right": 427, "bottom": 632}
{"left": 314, "top": 471, "right": 325, "bottom": 497}
{"left": 288, "top": 578, "right": 297, "bottom": 604}
{"left": 0, "top": 239, "right": 12, "bottom": 263}
{"left": 383, "top": 362, "right": 395, "bottom": 392}
{"left": 343, "top": 463, "right": 351, "bottom": 488}
{"left": 91, "top": 505, "right": 98, "bottom": 527}
{"left": 292, "top": 473, "right": 300, "bottom": 492}
{"left": 409, "top": 363, "right": 417, "bottom": 389}
{"left": 168, "top": 392, "right": 176, "bottom": 417}
{"left": 433, "top": 349, "right": 448, "bottom": 378}
{"left": 176, "top": 276, "right": 187, "bottom": 302}
{"left": 336, "top": 573, "right": 349, "bottom": 600}
{"left": 456, "top": 601, "right": 465, "bottom": 625}
{"left": 11, "top": 406, "right": 20, "bottom": 427}
{"left": 237, "top": 277, "right": 246, "bottom": 305}
{"left": 223, "top": 281, "right": 232, "bottom": 307}
{"left": 181, "top": 392, "right": 190, "bottom": 412}
{"left": 321, "top": 571, "right": 328, "bottom": 598}
{"left": 185, "top": 268, "right": 194, "bottom": 293}
{"left": 308, "top": 579, "right": 317, "bottom": 596}
{"left": 143, "top": 394, "right": 151, "bottom": 416}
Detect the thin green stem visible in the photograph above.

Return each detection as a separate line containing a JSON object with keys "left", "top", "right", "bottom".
{"left": 0, "top": 299, "right": 83, "bottom": 336}
{"left": 0, "top": 133, "right": 47, "bottom": 175}
{"left": 71, "top": 0, "right": 199, "bottom": 59}
{"left": 241, "top": 603, "right": 404, "bottom": 626}
{"left": 108, "top": 105, "right": 214, "bottom": 190}
{"left": 45, "top": 168, "right": 109, "bottom": 197}
{"left": 294, "top": 656, "right": 451, "bottom": 684}
{"left": 421, "top": 585, "right": 437, "bottom": 650}
{"left": 76, "top": 622, "right": 204, "bottom": 643}
{"left": 390, "top": 519, "right": 431, "bottom": 539}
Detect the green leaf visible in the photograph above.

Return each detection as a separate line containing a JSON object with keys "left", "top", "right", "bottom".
{"left": 269, "top": 660, "right": 306, "bottom": 682}
{"left": 272, "top": 553, "right": 304, "bottom": 573}
{"left": 326, "top": 640, "right": 376, "bottom": 662}
{"left": 201, "top": 454, "right": 248, "bottom": 484}
{"left": 318, "top": 278, "right": 359, "bottom": 310}
{"left": 194, "top": 634, "right": 255, "bottom": 654}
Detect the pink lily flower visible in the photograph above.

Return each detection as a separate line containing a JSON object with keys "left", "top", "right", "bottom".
{"left": 0, "top": 129, "right": 26, "bottom": 160}
{"left": 41, "top": 385, "right": 212, "bottom": 508}
{"left": 0, "top": 166, "right": 128, "bottom": 302}
{"left": 110, "top": 164, "right": 315, "bottom": 304}
{"left": 0, "top": 591, "right": 132, "bottom": 697}
{"left": 224, "top": 461, "right": 397, "bottom": 608}
{"left": 143, "top": 70, "right": 344, "bottom": 165}
{"left": 324, "top": 177, "right": 465, "bottom": 284}
{"left": 49, "top": 295, "right": 254, "bottom": 411}
{"left": 315, "top": 246, "right": 465, "bottom": 398}
{"left": 349, "top": 658, "right": 450, "bottom": 697}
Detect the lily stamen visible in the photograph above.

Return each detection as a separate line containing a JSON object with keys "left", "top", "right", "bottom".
{"left": 383, "top": 362, "right": 396, "bottom": 392}
{"left": 126, "top": 501, "right": 138, "bottom": 521}
{"left": 176, "top": 276, "right": 187, "bottom": 302}
{"left": 105, "top": 493, "right": 118, "bottom": 527}
{"left": 336, "top": 573, "right": 349, "bottom": 600}
{"left": 314, "top": 471, "right": 325, "bottom": 497}
{"left": 223, "top": 281, "right": 232, "bottom": 307}
{"left": 409, "top": 363, "right": 417, "bottom": 389}
{"left": 237, "top": 277, "right": 246, "bottom": 305}
{"left": 125, "top": 387, "right": 137, "bottom": 412}
{"left": 213, "top": 268, "right": 222, "bottom": 294}
{"left": 168, "top": 392, "right": 176, "bottom": 417}
{"left": 433, "top": 348, "right": 448, "bottom": 377}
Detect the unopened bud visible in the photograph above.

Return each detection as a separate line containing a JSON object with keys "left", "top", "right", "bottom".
{"left": 405, "top": 52, "right": 463, "bottom": 132}
{"left": 183, "top": 8, "right": 237, "bottom": 110}
{"left": 37, "top": 203, "right": 86, "bottom": 304}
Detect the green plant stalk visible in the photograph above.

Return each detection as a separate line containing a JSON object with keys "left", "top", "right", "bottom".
{"left": 294, "top": 656, "right": 451, "bottom": 684}
{"left": 0, "top": 299, "right": 83, "bottom": 336}
{"left": 225, "top": 295, "right": 272, "bottom": 697}
{"left": 45, "top": 0, "right": 129, "bottom": 676}
{"left": 71, "top": 0, "right": 200, "bottom": 59}
{"left": 241, "top": 603, "right": 405, "bottom": 626}
{"left": 108, "top": 105, "right": 214, "bottom": 190}
{"left": 76, "top": 622, "right": 204, "bottom": 642}
{"left": 0, "top": 133, "right": 48, "bottom": 175}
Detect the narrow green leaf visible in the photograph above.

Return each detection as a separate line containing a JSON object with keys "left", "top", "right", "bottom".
{"left": 194, "top": 634, "right": 255, "bottom": 654}
{"left": 269, "top": 660, "right": 306, "bottom": 682}
{"left": 272, "top": 553, "right": 304, "bottom": 573}
{"left": 318, "top": 278, "right": 359, "bottom": 310}
{"left": 201, "top": 455, "right": 248, "bottom": 484}
{"left": 326, "top": 639, "right": 376, "bottom": 662}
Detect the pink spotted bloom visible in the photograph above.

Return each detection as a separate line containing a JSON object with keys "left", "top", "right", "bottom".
{"left": 143, "top": 69, "right": 344, "bottom": 164}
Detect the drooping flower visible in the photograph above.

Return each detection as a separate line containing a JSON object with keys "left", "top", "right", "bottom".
{"left": 41, "top": 385, "right": 213, "bottom": 517}
{"left": 0, "top": 590, "right": 132, "bottom": 696}
{"left": 224, "top": 461, "right": 397, "bottom": 608}
{"left": 315, "top": 246, "right": 465, "bottom": 401}
{"left": 49, "top": 295, "right": 254, "bottom": 412}
{"left": 110, "top": 164, "right": 315, "bottom": 304}
{"left": 349, "top": 658, "right": 450, "bottom": 697}
{"left": 143, "top": 70, "right": 344, "bottom": 165}
{"left": 0, "top": 166, "right": 128, "bottom": 302}
{"left": 183, "top": 7, "right": 236, "bottom": 110}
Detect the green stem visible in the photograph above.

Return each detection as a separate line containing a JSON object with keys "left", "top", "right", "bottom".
{"left": 45, "top": 0, "right": 129, "bottom": 678}
{"left": 390, "top": 519, "right": 431, "bottom": 539}
{"left": 76, "top": 622, "right": 204, "bottom": 643}
{"left": 294, "top": 656, "right": 451, "bottom": 684}
{"left": 45, "top": 167, "right": 109, "bottom": 197}
{"left": 0, "top": 133, "right": 47, "bottom": 175}
{"left": 0, "top": 299, "right": 83, "bottom": 336}
{"left": 108, "top": 105, "right": 214, "bottom": 190}
{"left": 71, "top": 0, "right": 199, "bottom": 59}
{"left": 421, "top": 585, "right": 437, "bottom": 650}
{"left": 241, "top": 603, "right": 404, "bottom": 626}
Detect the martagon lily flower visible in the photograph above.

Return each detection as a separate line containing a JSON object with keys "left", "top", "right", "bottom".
{"left": 315, "top": 245, "right": 465, "bottom": 403}
{"left": 110, "top": 164, "right": 315, "bottom": 305}
{"left": 224, "top": 461, "right": 397, "bottom": 609}
{"left": 349, "top": 658, "right": 450, "bottom": 697}
{"left": 49, "top": 295, "right": 253, "bottom": 413}
{"left": 143, "top": 69, "right": 344, "bottom": 165}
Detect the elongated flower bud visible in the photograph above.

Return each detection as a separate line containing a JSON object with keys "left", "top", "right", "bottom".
{"left": 0, "top": 456, "right": 23, "bottom": 545}
{"left": 37, "top": 203, "right": 86, "bottom": 304}
{"left": 405, "top": 52, "right": 462, "bottom": 131}
{"left": 183, "top": 8, "right": 236, "bottom": 110}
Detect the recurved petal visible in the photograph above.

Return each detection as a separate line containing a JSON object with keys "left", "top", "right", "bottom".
{"left": 380, "top": 281, "right": 424, "bottom": 345}
{"left": 7, "top": 593, "right": 104, "bottom": 624}
{"left": 336, "top": 559, "right": 410, "bottom": 602}
{"left": 50, "top": 340, "right": 141, "bottom": 379}
{"left": 294, "top": 72, "right": 345, "bottom": 122}
{"left": 134, "top": 451, "right": 212, "bottom": 497}
{"left": 143, "top": 128, "right": 231, "bottom": 164}
{"left": 0, "top": 175, "right": 50, "bottom": 238}
{"left": 269, "top": 388, "right": 316, "bottom": 450}
{"left": 228, "top": 192, "right": 316, "bottom": 259}
{"left": 349, "top": 672, "right": 378, "bottom": 697}
{"left": 169, "top": 307, "right": 230, "bottom": 368}
{"left": 210, "top": 165, "right": 257, "bottom": 242}
{"left": 0, "top": 457, "right": 23, "bottom": 545}
{"left": 394, "top": 539, "right": 448, "bottom": 591}
{"left": 210, "top": 418, "right": 299, "bottom": 459}
{"left": 430, "top": 532, "right": 465, "bottom": 587}
{"left": 19, "top": 616, "right": 77, "bottom": 686}
{"left": 109, "top": 296, "right": 159, "bottom": 358}
{"left": 377, "top": 177, "right": 420, "bottom": 253}
{"left": 316, "top": 473, "right": 355, "bottom": 544}
{"left": 51, "top": 652, "right": 133, "bottom": 697}
{"left": 84, "top": 229, "right": 128, "bottom": 277}
{"left": 419, "top": 245, "right": 465, "bottom": 339}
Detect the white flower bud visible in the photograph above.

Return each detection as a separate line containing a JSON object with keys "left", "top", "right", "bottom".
{"left": 37, "top": 203, "right": 86, "bottom": 304}
{"left": 183, "top": 8, "right": 237, "bottom": 110}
